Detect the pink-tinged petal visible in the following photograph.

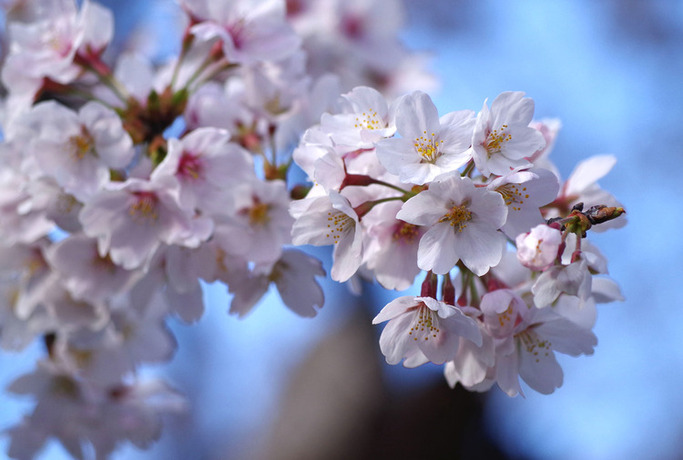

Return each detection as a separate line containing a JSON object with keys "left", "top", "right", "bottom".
{"left": 291, "top": 197, "right": 337, "bottom": 246}
{"left": 480, "top": 289, "right": 518, "bottom": 315}
{"left": 330, "top": 223, "right": 362, "bottom": 282}
{"left": 378, "top": 312, "right": 415, "bottom": 365}
{"left": 417, "top": 223, "right": 458, "bottom": 274}
{"left": 371, "top": 239, "right": 421, "bottom": 291}
{"left": 397, "top": 161, "right": 442, "bottom": 185}
{"left": 229, "top": 274, "right": 270, "bottom": 318}
{"left": 531, "top": 267, "right": 564, "bottom": 307}
{"left": 273, "top": 249, "right": 325, "bottom": 318}
{"left": 484, "top": 151, "right": 529, "bottom": 176}
{"left": 313, "top": 152, "right": 345, "bottom": 192}
{"left": 518, "top": 331, "right": 563, "bottom": 394}
{"left": 592, "top": 277, "right": 624, "bottom": 303}
{"left": 396, "top": 192, "right": 446, "bottom": 225}
{"left": 445, "top": 333, "right": 494, "bottom": 388}
{"left": 372, "top": 296, "right": 419, "bottom": 324}
{"left": 534, "top": 318, "right": 597, "bottom": 356}
{"left": 456, "top": 224, "right": 506, "bottom": 276}
{"left": 417, "top": 323, "right": 461, "bottom": 365}
{"left": 80, "top": 0, "right": 114, "bottom": 50}
{"left": 446, "top": 313, "right": 483, "bottom": 347}
{"left": 438, "top": 110, "right": 475, "bottom": 148}
{"left": 471, "top": 188, "right": 508, "bottom": 228}
{"left": 395, "top": 91, "right": 440, "bottom": 140}
{"left": 166, "top": 285, "right": 204, "bottom": 324}
{"left": 375, "top": 137, "right": 420, "bottom": 175}
{"left": 500, "top": 127, "right": 546, "bottom": 160}
{"left": 495, "top": 352, "right": 524, "bottom": 397}
{"left": 491, "top": 92, "right": 534, "bottom": 127}
{"left": 565, "top": 155, "right": 617, "bottom": 196}
{"left": 403, "top": 349, "right": 430, "bottom": 368}
{"left": 551, "top": 295, "right": 597, "bottom": 329}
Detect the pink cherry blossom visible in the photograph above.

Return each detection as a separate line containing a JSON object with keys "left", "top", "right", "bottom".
{"left": 516, "top": 224, "right": 562, "bottom": 271}
{"left": 79, "top": 179, "right": 213, "bottom": 270}
{"left": 188, "top": 0, "right": 301, "bottom": 65}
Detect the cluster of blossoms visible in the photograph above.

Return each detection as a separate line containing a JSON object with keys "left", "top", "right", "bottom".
{"left": 0, "top": 0, "right": 624, "bottom": 458}
{"left": 292, "top": 88, "right": 625, "bottom": 396}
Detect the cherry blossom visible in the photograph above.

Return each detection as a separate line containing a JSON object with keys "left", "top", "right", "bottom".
{"left": 376, "top": 91, "right": 474, "bottom": 185}
{"left": 291, "top": 191, "right": 363, "bottom": 282}
{"left": 79, "top": 179, "right": 213, "bottom": 270}
{"left": 471, "top": 91, "right": 546, "bottom": 177}
{"left": 372, "top": 295, "right": 482, "bottom": 367}
{"left": 397, "top": 176, "right": 508, "bottom": 275}
{"left": 188, "top": 0, "right": 302, "bottom": 65}
{"left": 487, "top": 167, "right": 559, "bottom": 238}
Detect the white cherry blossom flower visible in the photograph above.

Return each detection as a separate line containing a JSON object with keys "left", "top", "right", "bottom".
{"left": 270, "top": 248, "right": 325, "bottom": 317}
{"left": 213, "top": 178, "right": 293, "bottom": 269}
{"left": 376, "top": 91, "right": 474, "bottom": 185}
{"left": 372, "top": 295, "right": 482, "bottom": 367}
{"left": 397, "top": 176, "right": 507, "bottom": 276}
{"left": 481, "top": 296, "right": 596, "bottom": 396}
{"left": 532, "top": 257, "right": 592, "bottom": 308}
{"left": 320, "top": 85, "right": 395, "bottom": 151}
{"left": 229, "top": 248, "right": 326, "bottom": 318}
{"left": 44, "top": 234, "right": 138, "bottom": 304}
{"left": 471, "top": 91, "right": 546, "bottom": 177}
{"left": 2, "top": 0, "right": 113, "bottom": 109}
{"left": 18, "top": 100, "right": 134, "bottom": 201}
{"left": 487, "top": 167, "right": 559, "bottom": 238}
{"left": 291, "top": 191, "right": 362, "bottom": 282}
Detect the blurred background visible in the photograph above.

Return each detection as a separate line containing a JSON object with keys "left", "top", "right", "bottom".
{"left": 1, "top": 0, "right": 683, "bottom": 459}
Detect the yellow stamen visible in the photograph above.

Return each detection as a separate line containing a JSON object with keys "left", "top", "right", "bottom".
{"left": 414, "top": 130, "right": 443, "bottom": 163}
{"left": 486, "top": 124, "right": 511, "bottom": 155}
{"left": 438, "top": 203, "right": 472, "bottom": 232}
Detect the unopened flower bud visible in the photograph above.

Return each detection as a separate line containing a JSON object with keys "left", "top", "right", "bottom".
{"left": 516, "top": 224, "right": 562, "bottom": 271}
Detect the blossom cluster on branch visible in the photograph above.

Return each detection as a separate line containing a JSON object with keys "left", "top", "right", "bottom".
{"left": 0, "top": 0, "right": 624, "bottom": 458}
{"left": 292, "top": 86, "right": 626, "bottom": 396}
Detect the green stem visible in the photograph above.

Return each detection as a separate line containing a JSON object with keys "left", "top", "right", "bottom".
{"left": 372, "top": 179, "right": 411, "bottom": 195}
{"left": 461, "top": 160, "right": 475, "bottom": 178}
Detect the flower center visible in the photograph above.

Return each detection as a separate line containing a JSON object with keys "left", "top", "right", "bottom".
{"left": 496, "top": 183, "right": 529, "bottom": 211}
{"left": 246, "top": 200, "right": 271, "bottom": 226}
{"left": 438, "top": 203, "right": 472, "bottom": 232}
{"left": 177, "top": 152, "right": 202, "bottom": 180}
{"left": 50, "top": 375, "right": 80, "bottom": 398}
{"left": 68, "top": 126, "right": 95, "bottom": 161}
{"left": 129, "top": 192, "right": 159, "bottom": 223}
{"left": 414, "top": 131, "right": 443, "bottom": 163}
{"left": 354, "top": 109, "right": 382, "bottom": 130}
{"left": 325, "top": 211, "right": 354, "bottom": 244}
{"left": 392, "top": 221, "right": 419, "bottom": 243}
{"left": 486, "top": 124, "right": 511, "bottom": 155}
{"left": 517, "top": 330, "right": 552, "bottom": 363}
{"left": 408, "top": 304, "right": 441, "bottom": 341}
